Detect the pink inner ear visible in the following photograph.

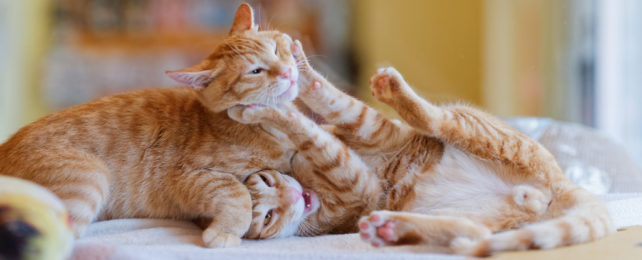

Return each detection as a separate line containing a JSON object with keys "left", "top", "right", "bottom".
{"left": 230, "top": 3, "right": 255, "bottom": 34}
{"left": 166, "top": 70, "right": 214, "bottom": 90}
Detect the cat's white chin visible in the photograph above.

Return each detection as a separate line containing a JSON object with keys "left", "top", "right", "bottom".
{"left": 277, "top": 82, "right": 298, "bottom": 102}
{"left": 302, "top": 189, "right": 319, "bottom": 217}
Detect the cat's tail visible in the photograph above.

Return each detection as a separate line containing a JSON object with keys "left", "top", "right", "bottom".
{"left": 456, "top": 184, "right": 614, "bottom": 257}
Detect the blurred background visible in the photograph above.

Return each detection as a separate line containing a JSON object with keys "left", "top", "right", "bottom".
{"left": 0, "top": 0, "right": 641, "bottom": 163}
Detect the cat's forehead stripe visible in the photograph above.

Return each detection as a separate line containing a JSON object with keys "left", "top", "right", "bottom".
{"left": 221, "top": 37, "right": 273, "bottom": 56}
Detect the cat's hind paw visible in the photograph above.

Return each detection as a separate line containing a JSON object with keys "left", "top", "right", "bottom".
{"left": 369, "top": 67, "right": 410, "bottom": 104}
{"left": 358, "top": 211, "right": 400, "bottom": 247}
{"left": 511, "top": 185, "right": 550, "bottom": 215}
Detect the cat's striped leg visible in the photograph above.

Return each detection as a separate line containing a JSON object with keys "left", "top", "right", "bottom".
{"left": 228, "top": 104, "right": 382, "bottom": 235}
{"left": 291, "top": 40, "right": 410, "bottom": 151}
{"left": 358, "top": 210, "right": 490, "bottom": 252}
{"left": 370, "top": 67, "right": 613, "bottom": 256}
{"left": 170, "top": 170, "right": 252, "bottom": 248}
{"left": 369, "top": 67, "right": 559, "bottom": 181}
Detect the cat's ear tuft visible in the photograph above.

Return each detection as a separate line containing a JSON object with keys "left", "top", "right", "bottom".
{"left": 166, "top": 69, "right": 215, "bottom": 91}
{"left": 229, "top": 3, "right": 255, "bottom": 34}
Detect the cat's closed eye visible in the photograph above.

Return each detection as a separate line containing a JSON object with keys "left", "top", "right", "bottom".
{"left": 258, "top": 172, "right": 273, "bottom": 187}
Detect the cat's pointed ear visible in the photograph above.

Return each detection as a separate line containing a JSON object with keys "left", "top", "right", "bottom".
{"left": 165, "top": 68, "right": 215, "bottom": 91}
{"left": 229, "top": 3, "right": 255, "bottom": 34}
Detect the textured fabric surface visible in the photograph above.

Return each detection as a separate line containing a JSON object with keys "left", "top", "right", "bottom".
{"left": 506, "top": 117, "right": 642, "bottom": 194}
{"left": 71, "top": 118, "right": 642, "bottom": 259}
{"left": 71, "top": 194, "right": 642, "bottom": 260}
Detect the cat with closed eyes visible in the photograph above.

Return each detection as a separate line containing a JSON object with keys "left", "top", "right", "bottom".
{"left": 279, "top": 43, "right": 612, "bottom": 255}
{"left": 0, "top": 3, "right": 379, "bottom": 248}
{"left": 0, "top": 2, "right": 612, "bottom": 256}
{"left": 228, "top": 28, "right": 613, "bottom": 258}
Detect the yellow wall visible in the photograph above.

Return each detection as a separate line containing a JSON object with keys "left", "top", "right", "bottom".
{"left": 483, "top": 0, "right": 563, "bottom": 118}
{"left": 0, "top": 0, "right": 50, "bottom": 142}
{"left": 352, "top": 0, "right": 483, "bottom": 116}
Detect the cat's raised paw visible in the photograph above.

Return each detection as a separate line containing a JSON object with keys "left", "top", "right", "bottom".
{"left": 291, "top": 40, "right": 310, "bottom": 69}
{"left": 369, "top": 67, "right": 409, "bottom": 104}
{"left": 202, "top": 228, "right": 242, "bottom": 248}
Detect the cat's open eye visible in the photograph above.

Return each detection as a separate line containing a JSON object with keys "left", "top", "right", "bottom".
{"left": 250, "top": 68, "right": 264, "bottom": 74}
{"left": 259, "top": 173, "right": 273, "bottom": 187}
{"left": 264, "top": 209, "right": 274, "bottom": 227}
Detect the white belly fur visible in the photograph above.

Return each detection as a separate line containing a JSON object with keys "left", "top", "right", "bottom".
{"left": 407, "top": 144, "right": 514, "bottom": 216}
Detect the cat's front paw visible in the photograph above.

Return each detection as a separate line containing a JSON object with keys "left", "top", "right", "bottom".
{"left": 291, "top": 39, "right": 327, "bottom": 95}
{"left": 369, "top": 67, "right": 411, "bottom": 104}
{"left": 227, "top": 104, "right": 277, "bottom": 124}
{"left": 292, "top": 40, "right": 311, "bottom": 71}
{"left": 202, "top": 228, "right": 242, "bottom": 248}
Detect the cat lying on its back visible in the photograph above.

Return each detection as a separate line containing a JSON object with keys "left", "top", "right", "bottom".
{"left": 0, "top": 2, "right": 612, "bottom": 255}
{"left": 226, "top": 24, "right": 613, "bottom": 257}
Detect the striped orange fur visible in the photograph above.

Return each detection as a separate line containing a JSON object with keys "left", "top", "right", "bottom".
{"left": 290, "top": 43, "right": 613, "bottom": 255}
{"left": 0, "top": 3, "right": 380, "bottom": 248}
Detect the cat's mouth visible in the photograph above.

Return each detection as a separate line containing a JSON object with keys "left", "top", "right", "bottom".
{"left": 277, "top": 82, "right": 298, "bottom": 101}
{"left": 302, "top": 189, "right": 319, "bottom": 215}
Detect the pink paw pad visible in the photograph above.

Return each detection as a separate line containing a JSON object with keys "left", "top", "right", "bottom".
{"left": 358, "top": 213, "right": 396, "bottom": 247}
{"left": 376, "top": 221, "right": 396, "bottom": 242}
{"left": 377, "top": 76, "right": 389, "bottom": 87}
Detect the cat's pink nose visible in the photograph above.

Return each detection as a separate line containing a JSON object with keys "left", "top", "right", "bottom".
{"left": 280, "top": 67, "right": 292, "bottom": 79}
{"left": 284, "top": 187, "right": 301, "bottom": 204}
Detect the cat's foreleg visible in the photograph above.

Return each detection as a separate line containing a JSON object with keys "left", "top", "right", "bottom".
{"left": 228, "top": 104, "right": 382, "bottom": 235}
{"left": 358, "top": 210, "right": 490, "bottom": 252}
{"left": 171, "top": 170, "right": 252, "bottom": 248}
{"left": 291, "top": 41, "right": 408, "bottom": 150}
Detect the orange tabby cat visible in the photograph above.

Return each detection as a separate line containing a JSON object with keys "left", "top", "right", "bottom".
{"left": 271, "top": 41, "right": 612, "bottom": 256}
{"left": 0, "top": 4, "right": 379, "bottom": 247}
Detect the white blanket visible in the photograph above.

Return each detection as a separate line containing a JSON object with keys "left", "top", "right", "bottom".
{"left": 71, "top": 193, "right": 642, "bottom": 260}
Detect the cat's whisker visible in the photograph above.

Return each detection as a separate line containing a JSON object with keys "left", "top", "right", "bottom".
{"left": 304, "top": 54, "right": 326, "bottom": 60}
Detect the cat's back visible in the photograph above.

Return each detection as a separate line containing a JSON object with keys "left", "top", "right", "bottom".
{"left": 0, "top": 88, "right": 206, "bottom": 173}
{"left": 0, "top": 87, "right": 293, "bottom": 178}
{"left": 3, "top": 88, "right": 194, "bottom": 143}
